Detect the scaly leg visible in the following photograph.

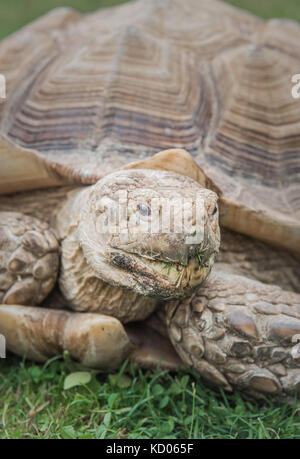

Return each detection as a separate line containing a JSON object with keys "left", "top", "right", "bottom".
{"left": 0, "top": 305, "right": 133, "bottom": 370}
{"left": 166, "top": 267, "right": 300, "bottom": 399}
{"left": 0, "top": 212, "right": 59, "bottom": 305}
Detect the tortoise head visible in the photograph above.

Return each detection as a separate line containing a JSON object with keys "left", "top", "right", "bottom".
{"left": 77, "top": 169, "right": 220, "bottom": 299}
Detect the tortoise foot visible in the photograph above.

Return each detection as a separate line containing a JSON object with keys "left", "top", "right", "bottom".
{"left": 166, "top": 269, "right": 300, "bottom": 399}
{"left": 0, "top": 212, "right": 59, "bottom": 305}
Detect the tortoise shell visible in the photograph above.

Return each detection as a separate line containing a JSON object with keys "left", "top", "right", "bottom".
{"left": 0, "top": 0, "right": 299, "bottom": 254}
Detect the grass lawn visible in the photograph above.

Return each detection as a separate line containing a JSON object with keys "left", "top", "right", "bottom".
{"left": 1, "top": 355, "right": 299, "bottom": 439}
{"left": 0, "top": 0, "right": 300, "bottom": 440}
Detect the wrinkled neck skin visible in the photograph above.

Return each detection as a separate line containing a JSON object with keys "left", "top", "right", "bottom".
{"left": 55, "top": 170, "right": 220, "bottom": 316}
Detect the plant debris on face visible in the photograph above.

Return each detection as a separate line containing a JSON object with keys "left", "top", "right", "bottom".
{"left": 161, "top": 261, "right": 185, "bottom": 286}
{"left": 195, "top": 247, "right": 212, "bottom": 267}
{"left": 161, "top": 253, "right": 211, "bottom": 287}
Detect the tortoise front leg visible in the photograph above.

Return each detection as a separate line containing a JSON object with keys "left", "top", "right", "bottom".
{"left": 0, "top": 304, "right": 182, "bottom": 371}
{"left": 0, "top": 305, "right": 132, "bottom": 370}
{"left": 0, "top": 212, "right": 59, "bottom": 305}
{"left": 166, "top": 268, "right": 300, "bottom": 399}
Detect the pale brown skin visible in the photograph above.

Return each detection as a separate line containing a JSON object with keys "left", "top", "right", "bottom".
{"left": 0, "top": 0, "right": 300, "bottom": 400}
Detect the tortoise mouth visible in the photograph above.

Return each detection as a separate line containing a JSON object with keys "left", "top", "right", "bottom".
{"left": 108, "top": 246, "right": 216, "bottom": 299}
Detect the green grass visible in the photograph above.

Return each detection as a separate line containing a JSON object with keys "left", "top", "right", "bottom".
{"left": 1, "top": 355, "right": 299, "bottom": 439}
{"left": 1, "top": 0, "right": 300, "bottom": 440}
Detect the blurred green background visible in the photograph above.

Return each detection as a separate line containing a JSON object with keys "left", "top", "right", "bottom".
{"left": 0, "top": 0, "right": 300, "bottom": 40}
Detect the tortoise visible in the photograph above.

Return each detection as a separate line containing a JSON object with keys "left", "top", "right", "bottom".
{"left": 0, "top": 0, "right": 300, "bottom": 400}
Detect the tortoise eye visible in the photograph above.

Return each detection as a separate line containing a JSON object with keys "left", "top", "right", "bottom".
{"left": 212, "top": 205, "right": 218, "bottom": 216}
{"left": 138, "top": 203, "right": 151, "bottom": 216}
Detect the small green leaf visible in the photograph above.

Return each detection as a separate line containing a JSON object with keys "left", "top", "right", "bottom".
{"left": 180, "top": 375, "right": 190, "bottom": 389}
{"left": 161, "top": 418, "right": 175, "bottom": 434}
{"left": 159, "top": 396, "right": 169, "bottom": 409}
{"left": 95, "top": 425, "right": 106, "bottom": 438}
{"left": 28, "top": 366, "right": 42, "bottom": 384}
{"left": 103, "top": 412, "right": 112, "bottom": 427}
{"left": 63, "top": 371, "right": 92, "bottom": 390}
{"left": 60, "top": 425, "right": 77, "bottom": 439}
{"left": 153, "top": 384, "right": 164, "bottom": 396}
{"left": 169, "top": 382, "right": 182, "bottom": 395}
